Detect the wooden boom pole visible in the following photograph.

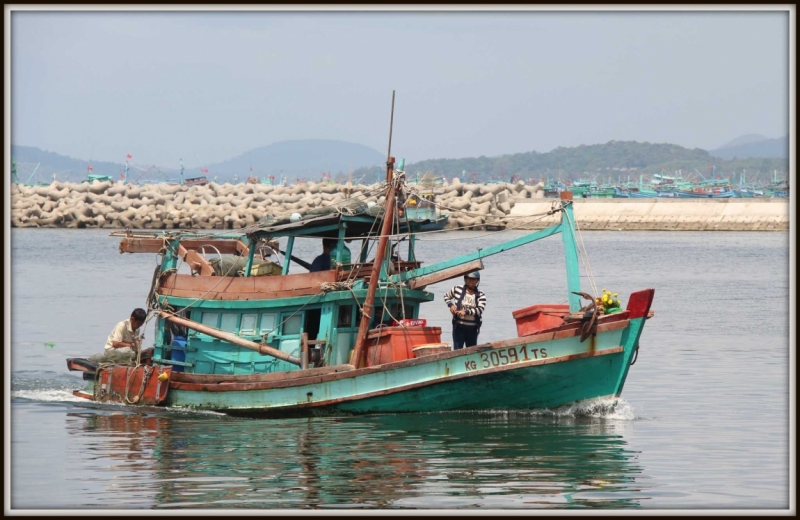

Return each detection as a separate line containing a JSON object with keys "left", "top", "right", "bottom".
{"left": 160, "top": 312, "right": 301, "bottom": 366}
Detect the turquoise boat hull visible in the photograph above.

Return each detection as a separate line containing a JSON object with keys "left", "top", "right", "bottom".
{"left": 157, "top": 309, "right": 648, "bottom": 417}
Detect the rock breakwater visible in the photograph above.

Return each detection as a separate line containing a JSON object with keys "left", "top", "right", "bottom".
{"left": 9, "top": 180, "right": 788, "bottom": 231}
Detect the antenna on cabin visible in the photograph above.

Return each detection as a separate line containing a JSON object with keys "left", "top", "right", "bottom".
{"left": 386, "top": 91, "right": 395, "bottom": 158}
{"left": 386, "top": 90, "right": 395, "bottom": 182}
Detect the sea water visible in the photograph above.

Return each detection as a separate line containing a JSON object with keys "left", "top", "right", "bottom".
{"left": 8, "top": 228, "right": 791, "bottom": 510}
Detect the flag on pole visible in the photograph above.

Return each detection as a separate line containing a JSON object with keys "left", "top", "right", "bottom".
{"left": 127, "top": 154, "right": 132, "bottom": 159}
{"left": 201, "top": 168, "right": 209, "bottom": 173}
{"left": 87, "top": 165, "right": 93, "bottom": 172}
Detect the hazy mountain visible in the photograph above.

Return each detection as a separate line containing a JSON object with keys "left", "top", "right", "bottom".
{"left": 709, "top": 136, "right": 789, "bottom": 160}
{"left": 207, "top": 140, "right": 385, "bottom": 180}
{"left": 10, "top": 145, "right": 117, "bottom": 183}
{"left": 714, "top": 134, "right": 770, "bottom": 149}
{"left": 11, "top": 140, "right": 386, "bottom": 184}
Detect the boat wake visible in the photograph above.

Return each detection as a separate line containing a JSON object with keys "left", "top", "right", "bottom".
{"left": 469, "top": 396, "right": 637, "bottom": 420}
{"left": 533, "top": 396, "right": 636, "bottom": 420}
{"left": 12, "top": 389, "right": 88, "bottom": 403}
{"left": 11, "top": 371, "right": 89, "bottom": 403}
{"left": 11, "top": 388, "right": 229, "bottom": 417}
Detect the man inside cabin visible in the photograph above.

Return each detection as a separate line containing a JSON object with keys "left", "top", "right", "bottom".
{"left": 443, "top": 271, "right": 487, "bottom": 350}
{"left": 309, "top": 238, "right": 336, "bottom": 272}
{"left": 330, "top": 239, "right": 351, "bottom": 267}
{"left": 94, "top": 308, "right": 153, "bottom": 364}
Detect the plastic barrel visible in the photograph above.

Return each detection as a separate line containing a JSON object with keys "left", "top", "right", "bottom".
{"left": 170, "top": 336, "right": 187, "bottom": 372}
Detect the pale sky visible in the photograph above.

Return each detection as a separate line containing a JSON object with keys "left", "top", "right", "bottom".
{"left": 7, "top": 7, "right": 793, "bottom": 169}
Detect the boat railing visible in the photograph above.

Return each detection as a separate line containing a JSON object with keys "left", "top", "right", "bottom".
{"left": 337, "top": 260, "right": 423, "bottom": 282}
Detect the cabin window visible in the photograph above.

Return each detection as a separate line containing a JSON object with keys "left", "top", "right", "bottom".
{"left": 220, "top": 313, "right": 238, "bottom": 332}
{"left": 240, "top": 314, "right": 257, "bottom": 336}
{"left": 260, "top": 313, "right": 277, "bottom": 334}
{"left": 201, "top": 312, "right": 220, "bottom": 328}
{"left": 282, "top": 314, "right": 302, "bottom": 336}
{"left": 337, "top": 305, "right": 354, "bottom": 328}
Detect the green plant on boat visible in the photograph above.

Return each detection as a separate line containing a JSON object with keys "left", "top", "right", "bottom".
{"left": 597, "top": 289, "right": 622, "bottom": 314}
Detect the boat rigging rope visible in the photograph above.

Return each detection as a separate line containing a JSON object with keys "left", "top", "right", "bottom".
{"left": 630, "top": 343, "right": 640, "bottom": 365}
{"left": 410, "top": 210, "right": 557, "bottom": 242}
{"left": 373, "top": 193, "right": 409, "bottom": 333}
{"left": 92, "top": 361, "right": 117, "bottom": 400}
{"left": 124, "top": 364, "right": 154, "bottom": 404}
{"left": 338, "top": 193, "right": 385, "bottom": 286}
{"left": 320, "top": 281, "right": 355, "bottom": 292}
{"left": 146, "top": 262, "right": 176, "bottom": 313}
{"left": 155, "top": 245, "right": 248, "bottom": 314}
{"left": 562, "top": 203, "right": 599, "bottom": 299}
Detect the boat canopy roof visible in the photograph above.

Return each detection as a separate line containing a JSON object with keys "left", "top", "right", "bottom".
{"left": 115, "top": 196, "right": 427, "bottom": 244}
{"left": 249, "top": 198, "right": 426, "bottom": 241}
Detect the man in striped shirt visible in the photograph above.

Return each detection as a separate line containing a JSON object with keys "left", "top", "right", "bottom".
{"left": 443, "top": 271, "right": 487, "bottom": 350}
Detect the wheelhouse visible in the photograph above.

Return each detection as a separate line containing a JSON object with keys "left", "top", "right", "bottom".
{"left": 118, "top": 201, "right": 440, "bottom": 376}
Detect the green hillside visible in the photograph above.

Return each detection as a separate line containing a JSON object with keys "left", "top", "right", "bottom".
{"left": 355, "top": 140, "right": 789, "bottom": 184}
{"left": 12, "top": 139, "right": 789, "bottom": 186}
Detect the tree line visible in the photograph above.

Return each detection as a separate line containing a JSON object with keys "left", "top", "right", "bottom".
{"left": 353, "top": 140, "right": 789, "bottom": 184}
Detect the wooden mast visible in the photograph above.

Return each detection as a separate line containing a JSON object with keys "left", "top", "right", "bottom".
{"left": 351, "top": 91, "right": 397, "bottom": 368}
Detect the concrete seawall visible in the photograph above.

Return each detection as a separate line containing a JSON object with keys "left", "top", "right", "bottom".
{"left": 9, "top": 180, "right": 790, "bottom": 231}
{"left": 507, "top": 198, "right": 789, "bottom": 231}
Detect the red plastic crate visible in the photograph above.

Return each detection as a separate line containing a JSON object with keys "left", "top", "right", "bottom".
{"left": 512, "top": 304, "right": 570, "bottom": 336}
{"left": 365, "top": 326, "right": 442, "bottom": 366}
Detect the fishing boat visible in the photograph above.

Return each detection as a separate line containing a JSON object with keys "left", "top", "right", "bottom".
{"left": 85, "top": 174, "right": 114, "bottom": 183}
{"left": 568, "top": 179, "right": 616, "bottom": 198}
{"left": 66, "top": 99, "right": 654, "bottom": 417}
{"left": 649, "top": 172, "right": 693, "bottom": 197}
{"left": 613, "top": 175, "right": 659, "bottom": 198}
{"left": 403, "top": 172, "right": 450, "bottom": 231}
{"left": 184, "top": 175, "right": 211, "bottom": 186}
{"left": 11, "top": 160, "right": 53, "bottom": 187}
{"left": 675, "top": 186, "right": 736, "bottom": 198}
{"left": 403, "top": 192, "right": 450, "bottom": 231}
{"left": 543, "top": 181, "right": 567, "bottom": 198}
{"left": 764, "top": 173, "right": 789, "bottom": 198}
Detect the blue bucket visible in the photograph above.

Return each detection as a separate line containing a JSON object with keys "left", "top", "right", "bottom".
{"left": 170, "top": 336, "right": 187, "bottom": 372}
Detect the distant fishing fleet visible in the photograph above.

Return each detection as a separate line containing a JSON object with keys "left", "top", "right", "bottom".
{"left": 10, "top": 157, "right": 789, "bottom": 199}
{"left": 544, "top": 170, "right": 789, "bottom": 199}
